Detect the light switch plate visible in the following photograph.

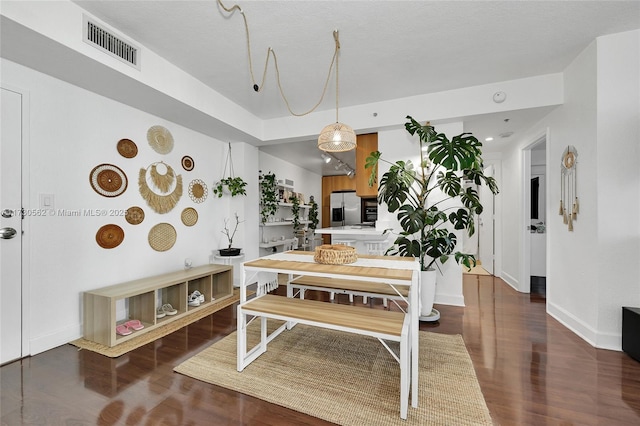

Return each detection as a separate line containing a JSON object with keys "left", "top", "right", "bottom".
{"left": 39, "top": 193, "right": 55, "bottom": 209}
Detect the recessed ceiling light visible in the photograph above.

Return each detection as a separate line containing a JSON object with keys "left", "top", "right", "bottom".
{"left": 485, "top": 137, "right": 494, "bottom": 142}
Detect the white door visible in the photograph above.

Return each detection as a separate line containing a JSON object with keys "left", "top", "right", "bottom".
{"left": 478, "top": 165, "right": 495, "bottom": 275}
{"left": 1, "top": 87, "right": 23, "bottom": 364}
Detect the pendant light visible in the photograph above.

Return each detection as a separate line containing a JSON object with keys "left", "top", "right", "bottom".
{"left": 318, "top": 31, "right": 356, "bottom": 152}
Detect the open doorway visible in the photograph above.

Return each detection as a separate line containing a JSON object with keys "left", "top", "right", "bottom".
{"left": 521, "top": 131, "right": 548, "bottom": 297}
{"left": 462, "top": 164, "right": 497, "bottom": 277}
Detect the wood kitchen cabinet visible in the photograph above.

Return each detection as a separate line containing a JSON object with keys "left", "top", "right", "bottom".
{"left": 355, "top": 133, "right": 378, "bottom": 197}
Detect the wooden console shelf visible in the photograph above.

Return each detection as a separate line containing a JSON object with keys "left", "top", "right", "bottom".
{"left": 83, "top": 264, "right": 233, "bottom": 347}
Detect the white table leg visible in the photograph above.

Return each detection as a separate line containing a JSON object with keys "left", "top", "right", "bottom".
{"left": 411, "top": 272, "right": 419, "bottom": 407}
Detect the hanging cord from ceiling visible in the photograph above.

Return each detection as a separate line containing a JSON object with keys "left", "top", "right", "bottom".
{"left": 216, "top": 0, "right": 340, "bottom": 117}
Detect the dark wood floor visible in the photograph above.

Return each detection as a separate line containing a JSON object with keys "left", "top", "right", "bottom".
{"left": 2, "top": 274, "right": 640, "bottom": 425}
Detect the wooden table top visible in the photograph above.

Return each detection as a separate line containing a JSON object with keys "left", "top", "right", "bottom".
{"left": 243, "top": 251, "right": 415, "bottom": 282}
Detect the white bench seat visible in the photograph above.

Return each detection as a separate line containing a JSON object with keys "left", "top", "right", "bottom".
{"left": 289, "top": 275, "right": 409, "bottom": 309}
{"left": 237, "top": 294, "right": 410, "bottom": 419}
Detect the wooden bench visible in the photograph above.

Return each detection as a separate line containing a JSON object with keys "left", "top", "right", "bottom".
{"left": 288, "top": 275, "right": 410, "bottom": 310}
{"left": 237, "top": 294, "right": 410, "bottom": 419}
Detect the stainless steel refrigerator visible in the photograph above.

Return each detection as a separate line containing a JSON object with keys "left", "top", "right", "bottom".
{"left": 330, "top": 191, "right": 361, "bottom": 227}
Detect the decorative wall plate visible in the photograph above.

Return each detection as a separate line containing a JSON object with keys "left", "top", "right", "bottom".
{"left": 181, "top": 155, "right": 194, "bottom": 171}
{"left": 188, "top": 179, "right": 208, "bottom": 203}
{"left": 147, "top": 125, "right": 174, "bottom": 155}
{"left": 139, "top": 163, "right": 183, "bottom": 214}
{"left": 148, "top": 223, "right": 177, "bottom": 252}
{"left": 90, "top": 164, "right": 128, "bottom": 197}
{"left": 125, "top": 206, "right": 145, "bottom": 225}
{"left": 117, "top": 138, "right": 138, "bottom": 158}
{"left": 181, "top": 207, "right": 198, "bottom": 226}
{"left": 96, "top": 224, "right": 125, "bottom": 249}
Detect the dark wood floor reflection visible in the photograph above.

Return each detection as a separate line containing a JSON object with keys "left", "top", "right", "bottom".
{"left": 2, "top": 274, "right": 640, "bottom": 425}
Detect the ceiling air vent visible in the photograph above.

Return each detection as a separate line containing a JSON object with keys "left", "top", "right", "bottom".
{"left": 83, "top": 15, "right": 140, "bottom": 69}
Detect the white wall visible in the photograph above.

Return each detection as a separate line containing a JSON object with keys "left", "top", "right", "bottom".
{"left": 1, "top": 58, "right": 259, "bottom": 354}
{"left": 594, "top": 30, "right": 640, "bottom": 348}
{"left": 499, "top": 30, "right": 640, "bottom": 350}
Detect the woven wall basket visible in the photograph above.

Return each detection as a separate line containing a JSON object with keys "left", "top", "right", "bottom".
{"left": 148, "top": 223, "right": 177, "bottom": 252}
{"left": 314, "top": 244, "right": 357, "bottom": 265}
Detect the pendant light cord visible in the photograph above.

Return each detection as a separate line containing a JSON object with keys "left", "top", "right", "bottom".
{"left": 217, "top": 0, "right": 340, "bottom": 117}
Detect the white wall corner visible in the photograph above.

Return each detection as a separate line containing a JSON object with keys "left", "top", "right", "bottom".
{"left": 547, "top": 301, "right": 598, "bottom": 347}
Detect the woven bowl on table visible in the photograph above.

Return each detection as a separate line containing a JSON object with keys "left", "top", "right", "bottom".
{"left": 314, "top": 244, "right": 357, "bottom": 265}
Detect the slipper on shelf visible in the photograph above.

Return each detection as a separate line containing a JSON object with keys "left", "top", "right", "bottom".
{"left": 162, "top": 303, "right": 178, "bottom": 315}
{"left": 116, "top": 324, "right": 131, "bottom": 336}
{"left": 125, "top": 319, "right": 145, "bottom": 331}
{"left": 156, "top": 307, "right": 166, "bottom": 319}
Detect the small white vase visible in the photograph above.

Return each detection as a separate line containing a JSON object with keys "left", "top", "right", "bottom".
{"left": 420, "top": 269, "right": 440, "bottom": 322}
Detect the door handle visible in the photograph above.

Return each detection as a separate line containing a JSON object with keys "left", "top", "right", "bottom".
{"left": 0, "top": 227, "right": 17, "bottom": 239}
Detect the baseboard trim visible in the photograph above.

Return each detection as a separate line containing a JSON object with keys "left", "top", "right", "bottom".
{"left": 547, "top": 301, "right": 622, "bottom": 351}
{"left": 435, "top": 293, "right": 465, "bottom": 307}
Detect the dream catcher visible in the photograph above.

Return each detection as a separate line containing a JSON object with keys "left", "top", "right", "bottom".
{"left": 559, "top": 146, "right": 579, "bottom": 231}
{"left": 139, "top": 161, "right": 183, "bottom": 214}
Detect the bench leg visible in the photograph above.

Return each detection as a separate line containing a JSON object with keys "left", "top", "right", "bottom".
{"left": 237, "top": 305, "right": 247, "bottom": 371}
{"left": 400, "top": 330, "right": 409, "bottom": 419}
{"left": 237, "top": 307, "right": 268, "bottom": 372}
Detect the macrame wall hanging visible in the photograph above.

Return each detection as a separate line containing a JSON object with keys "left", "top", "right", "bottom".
{"left": 559, "top": 145, "right": 579, "bottom": 231}
{"left": 139, "top": 161, "right": 183, "bottom": 214}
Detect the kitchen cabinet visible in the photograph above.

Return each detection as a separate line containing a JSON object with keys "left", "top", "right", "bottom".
{"left": 355, "top": 133, "right": 378, "bottom": 197}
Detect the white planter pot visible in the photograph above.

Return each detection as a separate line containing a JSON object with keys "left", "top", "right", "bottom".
{"left": 419, "top": 269, "right": 440, "bottom": 322}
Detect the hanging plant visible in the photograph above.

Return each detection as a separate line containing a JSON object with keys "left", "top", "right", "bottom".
{"left": 213, "top": 143, "right": 248, "bottom": 198}
{"left": 259, "top": 170, "right": 278, "bottom": 224}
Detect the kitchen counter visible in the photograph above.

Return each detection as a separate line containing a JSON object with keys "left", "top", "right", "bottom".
{"left": 315, "top": 226, "right": 385, "bottom": 235}
{"left": 315, "top": 226, "right": 390, "bottom": 254}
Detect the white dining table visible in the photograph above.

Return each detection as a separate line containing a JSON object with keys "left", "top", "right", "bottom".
{"left": 239, "top": 250, "right": 420, "bottom": 409}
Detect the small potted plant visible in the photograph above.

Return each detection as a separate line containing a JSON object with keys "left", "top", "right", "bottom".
{"left": 213, "top": 176, "right": 247, "bottom": 198}
{"left": 220, "top": 212, "right": 244, "bottom": 256}
{"left": 213, "top": 143, "right": 247, "bottom": 198}
{"left": 366, "top": 115, "right": 499, "bottom": 321}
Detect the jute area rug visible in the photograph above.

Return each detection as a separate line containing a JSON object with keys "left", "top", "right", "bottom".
{"left": 174, "top": 321, "right": 493, "bottom": 425}
{"left": 70, "top": 289, "right": 242, "bottom": 358}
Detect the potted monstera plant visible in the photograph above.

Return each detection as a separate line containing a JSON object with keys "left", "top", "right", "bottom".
{"left": 366, "top": 115, "right": 499, "bottom": 321}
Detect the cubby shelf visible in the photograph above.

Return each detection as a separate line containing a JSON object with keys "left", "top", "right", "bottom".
{"left": 83, "top": 264, "right": 233, "bottom": 347}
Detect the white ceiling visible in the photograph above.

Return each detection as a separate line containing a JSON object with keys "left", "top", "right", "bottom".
{"left": 59, "top": 1, "right": 640, "bottom": 175}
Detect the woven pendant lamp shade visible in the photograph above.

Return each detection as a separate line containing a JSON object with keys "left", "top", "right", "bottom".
{"left": 318, "top": 122, "right": 357, "bottom": 152}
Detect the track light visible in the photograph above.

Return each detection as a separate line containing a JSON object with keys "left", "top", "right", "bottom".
{"left": 321, "top": 153, "right": 332, "bottom": 163}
